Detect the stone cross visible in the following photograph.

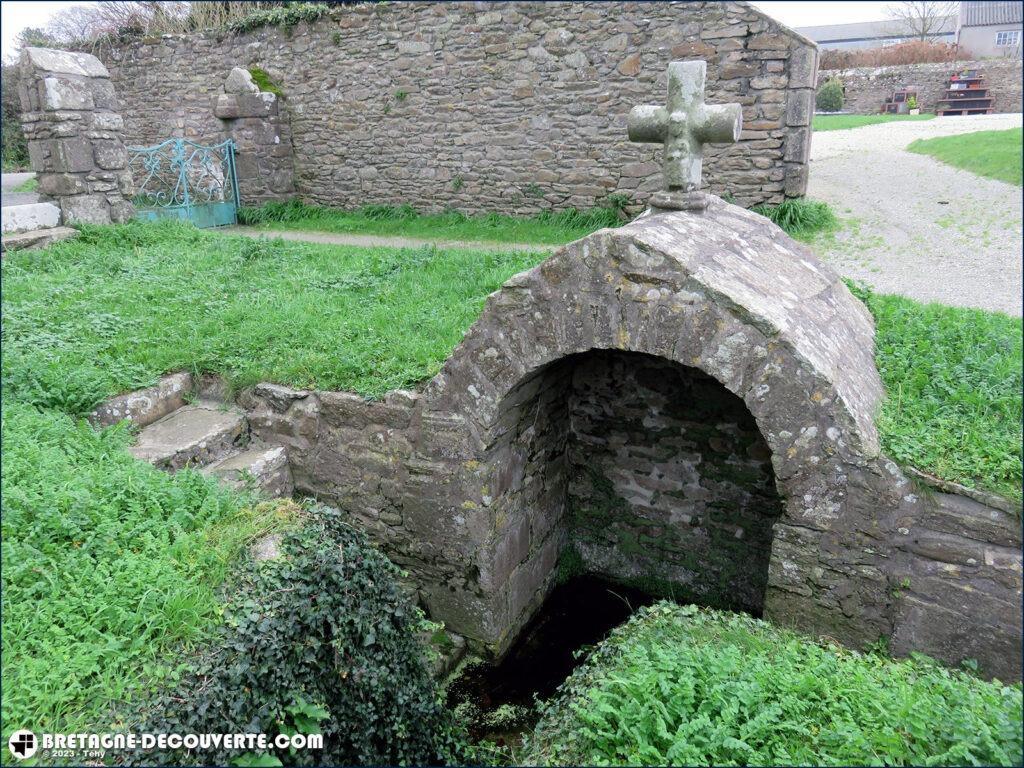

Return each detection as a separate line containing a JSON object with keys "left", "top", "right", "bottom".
{"left": 628, "top": 60, "right": 742, "bottom": 207}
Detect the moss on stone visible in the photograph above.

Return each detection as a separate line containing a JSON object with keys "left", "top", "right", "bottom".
{"left": 248, "top": 67, "right": 284, "bottom": 97}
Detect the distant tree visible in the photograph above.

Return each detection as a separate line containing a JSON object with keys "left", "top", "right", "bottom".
{"left": 886, "top": 1, "right": 959, "bottom": 42}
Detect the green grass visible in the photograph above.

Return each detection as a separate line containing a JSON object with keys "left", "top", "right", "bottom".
{"left": 813, "top": 113, "right": 937, "bottom": 132}
{"left": 237, "top": 198, "right": 626, "bottom": 245}
{"left": 523, "top": 603, "right": 1023, "bottom": 766}
{"left": 3, "top": 221, "right": 1019, "bottom": 499}
{"left": 908, "top": 128, "right": 1023, "bottom": 186}
{"left": 0, "top": 400, "right": 298, "bottom": 735}
{"left": 852, "top": 285, "right": 1022, "bottom": 500}
{"left": 12, "top": 176, "right": 37, "bottom": 193}
{"left": 751, "top": 198, "right": 838, "bottom": 242}
{"left": 1, "top": 220, "right": 548, "bottom": 407}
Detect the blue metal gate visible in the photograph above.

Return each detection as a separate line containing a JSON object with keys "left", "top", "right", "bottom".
{"left": 127, "top": 138, "right": 239, "bottom": 228}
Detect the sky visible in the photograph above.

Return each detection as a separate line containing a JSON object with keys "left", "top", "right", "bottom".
{"left": 1, "top": 1, "right": 903, "bottom": 60}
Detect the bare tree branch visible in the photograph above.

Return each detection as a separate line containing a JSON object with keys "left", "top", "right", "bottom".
{"left": 886, "top": 1, "right": 960, "bottom": 41}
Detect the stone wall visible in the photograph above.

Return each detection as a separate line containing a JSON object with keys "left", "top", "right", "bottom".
{"left": 818, "top": 59, "right": 1023, "bottom": 114}
{"left": 17, "top": 47, "right": 134, "bottom": 225}
{"left": 100, "top": 1, "right": 817, "bottom": 211}
{"left": 213, "top": 70, "right": 297, "bottom": 204}
{"left": 237, "top": 196, "right": 1021, "bottom": 679}
{"left": 566, "top": 351, "right": 783, "bottom": 615}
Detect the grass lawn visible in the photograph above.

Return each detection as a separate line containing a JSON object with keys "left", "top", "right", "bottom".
{"left": 1, "top": 221, "right": 547, "bottom": 405}
{"left": 907, "top": 128, "right": 1023, "bottom": 186}
{"left": 524, "top": 603, "right": 1023, "bottom": 766}
{"left": 237, "top": 199, "right": 625, "bottom": 245}
{"left": 852, "top": 285, "right": 1022, "bottom": 500}
{"left": 813, "top": 113, "right": 937, "bottom": 132}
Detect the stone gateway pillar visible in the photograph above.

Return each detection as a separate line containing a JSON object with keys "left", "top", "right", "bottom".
{"left": 18, "top": 47, "right": 134, "bottom": 225}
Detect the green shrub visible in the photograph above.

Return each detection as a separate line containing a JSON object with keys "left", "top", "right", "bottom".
{"left": 227, "top": 3, "right": 330, "bottom": 33}
{"left": 816, "top": 78, "right": 844, "bottom": 113}
{"left": 134, "top": 509, "right": 460, "bottom": 765}
{"left": 1, "top": 62, "right": 28, "bottom": 171}
{"left": 751, "top": 197, "right": 838, "bottom": 241}
{"left": 524, "top": 603, "right": 1023, "bottom": 766}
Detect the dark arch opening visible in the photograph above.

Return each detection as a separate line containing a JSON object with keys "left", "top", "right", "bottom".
{"left": 488, "top": 348, "right": 784, "bottom": 624}
{"left": 563, "top": 349, "right": 783, "bottom": 615}
{"left": 452, "top": 349, "right": 787, "bottom": 740}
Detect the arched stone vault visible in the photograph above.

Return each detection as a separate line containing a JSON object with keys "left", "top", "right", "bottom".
{"left": 420, "top": 197, "right": 904, "bottom": 653}
{"left": 243, "top": 196, "right": 1022, "bottom": 678}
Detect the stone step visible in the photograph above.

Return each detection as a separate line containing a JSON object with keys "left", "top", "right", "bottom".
{"left": 90, "top": 372, "right": 193, "bottom": 429}
{"left": 1, "top": 226, "right": 79, "bottom": 253}
{"left": 202, "top": 443, "right": 294, "bottom": 498}
{"left": 129, "top": 401, "right": 245, "bottom": 471}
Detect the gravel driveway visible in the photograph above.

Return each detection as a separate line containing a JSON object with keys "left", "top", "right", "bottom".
{"left": 808, "top": 114, "right": 1022, "bottom": 316}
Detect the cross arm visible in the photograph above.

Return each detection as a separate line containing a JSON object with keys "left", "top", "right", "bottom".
{"left": 695, "top": 103, "right": 743, "bottom": 144}
{"left": 627, "top": 105, "right": 669, "bottom": 143}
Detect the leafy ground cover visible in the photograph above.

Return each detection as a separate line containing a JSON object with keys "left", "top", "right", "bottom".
{"left": 523, "top": 603, "right": 1024, "bottom": 766}
{"left": 237, "top": 198, "right": 626, "bottom": 245}
{"left": 138, "top": 509, "right": 458, "bottom": 766}
{"left": 813, "top": 113, "right": 936, "bottom": 132}
{"left": 851, "top": 284, "right": 1022, "bottom": 500}
{"left": 0, "top": 400, "right": 298, "bottom": 735}
{"left": 908, "top": 127, "right": 1023, "bottom": 186}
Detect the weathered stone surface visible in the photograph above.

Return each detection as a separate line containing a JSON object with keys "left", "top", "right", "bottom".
{"left": 42, "top": 76, "right": 94, "bottom": 111}
{"left": 1, "top": 202, "right": 61, "bottom": 234}
{"left": 225, "top": 66, "right": 259, "bottom": 95}
{"left": 60, "top": 193, "right": 110, "bottom": 225}
{"left": 129, "top": 401, "right": 245, "bottom": 471}
{"left": 0, "top": 225, "right": 78, "bottom": 252}
{"left": 23, "top": 47, "right": 110, "bottom": 78}
{"left": 233, "top": 197, "right": 1021, "bottom": 676}
{"left": 89, "top": 371, "right": 193, "bottom": 428}
{"left": 203, "top": 443, "right": 294, "bottom": 497}
{"left": 18, "top": 47, "right": 134, "bottom": 226}
{"left": 100, "top": 1, "right": 816, "bottom": 210}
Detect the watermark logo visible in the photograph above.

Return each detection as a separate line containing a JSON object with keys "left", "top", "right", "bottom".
{"left": 8, "top": 730, "right": 37, "bottom": 760}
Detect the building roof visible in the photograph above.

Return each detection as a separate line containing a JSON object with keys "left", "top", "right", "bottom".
{"left": 960, "top": 1, "right": 1023, "bottom": 27}
{"left": 795, "top": 18, "right": 956, "bottom": 45}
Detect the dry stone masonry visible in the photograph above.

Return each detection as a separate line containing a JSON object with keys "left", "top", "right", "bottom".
{"left": 17, "top": 48, "right": 134, "bottom": 225}
{"left": 213, "top": 67, "right": 296, "bottom": 203}
{"left": 100, "top": 1, "right": 818, "bottom": 210}
{"left": 818, "top": 59, "right": 1023, "bottom": 115}
{"left": 236, "top": 197, "right": 1021, "bottom": 681}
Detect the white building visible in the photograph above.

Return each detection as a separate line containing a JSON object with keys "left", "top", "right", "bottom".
{"left": 957, "top": 2, "right": 1022, "bottom": 58}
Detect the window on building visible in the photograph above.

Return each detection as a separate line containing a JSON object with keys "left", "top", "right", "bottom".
{"left": 995, "top": 30, "right": 1020, "bottom": 47}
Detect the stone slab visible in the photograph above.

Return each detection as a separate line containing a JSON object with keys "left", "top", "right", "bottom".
{"left": 0, "top": 226, "right": 78, "bottom": 252}
{"left": 89, "top": 372, "right": 194, "bottom": 429}
{"left": 23, "top": 47, "right": 110, "bottom": 78}
{"left": 129, "top": 401, "right": 245, "bottom": 471}
{"left": 1, "top": 202, "right": 60, "bottom": 234}
{"left": 202, "top": 443, "right": 294, "bottom": 498}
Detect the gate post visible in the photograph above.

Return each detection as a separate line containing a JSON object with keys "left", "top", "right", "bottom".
{"left": 213, "top": 67, "right": 296, "bottom": 205}
{"left": 18, "top": 47, "right": 134, "bottom": 225}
